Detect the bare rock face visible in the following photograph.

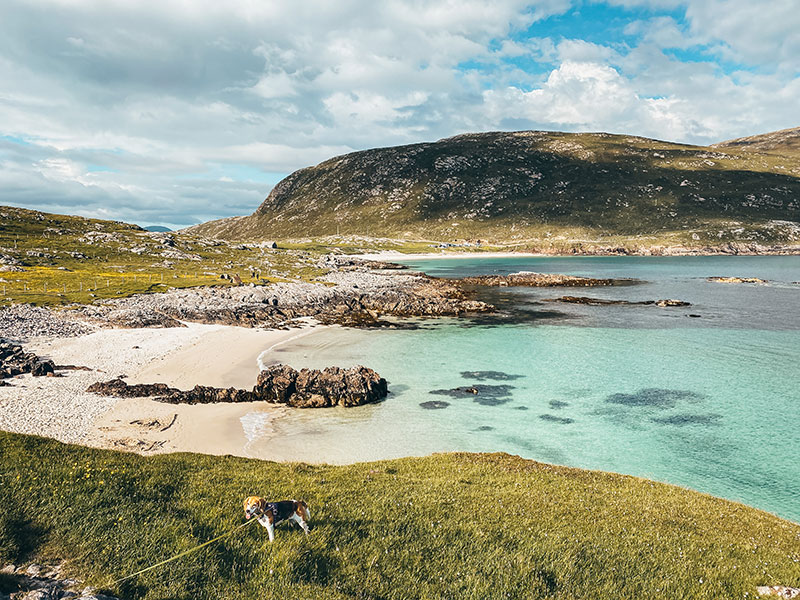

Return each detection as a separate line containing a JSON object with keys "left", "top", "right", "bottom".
{"left": 460, "top": 272, "right": 636, "bottom": 287}
{"left": 256, "top": 364, "right": 389, "bottom": 408}
{"left": 0, "top": 342, "right": 55, "bottom": 380}
{"left": 707, "top": 276, "right": 768, "bottom": 284}
{"left": 86, "top": 379, "right": 176, "bottom": 398}
{"left": 544, "top": 296, "right": 691, "bottom": 307}
{"left": 87, "top": 364, "right": 388, "bottom": 408}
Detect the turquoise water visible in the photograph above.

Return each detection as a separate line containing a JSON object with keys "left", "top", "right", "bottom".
{"left": 253, "top": 256, "right": 800, "bottom": 523}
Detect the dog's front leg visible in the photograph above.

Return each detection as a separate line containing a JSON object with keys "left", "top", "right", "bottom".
{"left": 258, "top": 515, "right": 275, "bottom": 542}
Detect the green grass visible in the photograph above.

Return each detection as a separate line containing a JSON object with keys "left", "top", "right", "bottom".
{"left": 0, "top": 206, "right": 329, "bottom": 308}
{"left": 0, "top": 432, "right": 797, "bottom": 599}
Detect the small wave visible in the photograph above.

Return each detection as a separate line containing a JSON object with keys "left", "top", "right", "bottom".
{"left": 239, "top": 411, "right": 274, "bottom": 443}
{"left": 256, "top": 326, "right": 321, "bottom": 371}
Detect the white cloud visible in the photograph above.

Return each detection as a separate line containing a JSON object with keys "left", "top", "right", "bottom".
{"left": 685, "top": 0, "right": 800, "bottom": 71}
{"left": 0, "top": 0, "right": 797, "bottom": 226}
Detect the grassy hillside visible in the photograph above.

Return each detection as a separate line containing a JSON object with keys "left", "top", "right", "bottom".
{"left": 713, "top": 126, "right": 800, "bottom": 157}
{"left": 0, "top": 205, "right": 332, "bottom": 308}
{"left": 1, "top": 432, "right": 798, "bottom": 599}
{"left": 189, "top": 130, "right": 800, "bottom": 250}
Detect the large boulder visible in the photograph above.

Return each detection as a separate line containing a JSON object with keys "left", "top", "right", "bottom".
{"left": 255, "top": 364, "right": 388, "bottom": 408}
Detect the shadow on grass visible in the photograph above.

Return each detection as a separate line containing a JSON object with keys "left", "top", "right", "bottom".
{"left": 0, "top": 510, "right": 49, "bottom": 563}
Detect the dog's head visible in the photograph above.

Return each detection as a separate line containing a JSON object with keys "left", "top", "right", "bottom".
{"left": 243, "top": 496, "right": 265, "bottom": 520}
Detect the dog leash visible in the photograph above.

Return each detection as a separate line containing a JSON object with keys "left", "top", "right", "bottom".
{"left": 108, "top": 518, "right": 259, "bottom": 587}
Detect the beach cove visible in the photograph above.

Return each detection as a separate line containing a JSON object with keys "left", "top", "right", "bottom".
{"left": 2, "top": 255, "right": 798, "bottom": 525}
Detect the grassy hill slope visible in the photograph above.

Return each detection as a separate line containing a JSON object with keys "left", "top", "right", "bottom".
{"left": 1, "top": 432, "right": 798, "bottom": 599}
{"left": 190, "top": 130, "right": 800, "bottom": 251}
{"left": 0, "top": 205, "right": 330, "bottom": 307}
{"left": 713, "top": 126, "right": 800, "bottom": 157}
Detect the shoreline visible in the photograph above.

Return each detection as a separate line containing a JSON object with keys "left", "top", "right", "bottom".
{"left": 357, "top": 248, "right": 800, "bottom": 261}
{"left": 0, "top": 322, "right": 327, "bottom": 459}
{"left": 95, "top": 322, "right": 327, "bottom": 458}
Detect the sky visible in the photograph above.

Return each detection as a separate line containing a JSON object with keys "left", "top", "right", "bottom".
{"left": 0, "top": 0, "right": 798, "bottom": 228}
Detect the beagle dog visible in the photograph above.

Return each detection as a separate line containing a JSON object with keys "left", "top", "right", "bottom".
{"left": 243, "top": 496, "right": 310, "bottom": 542}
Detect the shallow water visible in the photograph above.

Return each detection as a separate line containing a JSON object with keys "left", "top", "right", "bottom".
{"left": 249, "top": 256, "right": 800, "bottom": 522}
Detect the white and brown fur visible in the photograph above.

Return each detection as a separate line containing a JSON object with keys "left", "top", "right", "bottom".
{"left": 243, "top": 496, "right": 310, "bottom": 542}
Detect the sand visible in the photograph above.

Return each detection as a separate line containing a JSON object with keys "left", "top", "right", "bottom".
{"left": 0, "top": 322, "right": 325, "bottom": 458}
{"left": 355, "top": 250, "right": 545, "bottom": 261}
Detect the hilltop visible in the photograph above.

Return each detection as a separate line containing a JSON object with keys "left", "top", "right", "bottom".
{"left": 189, "top": 129, "right": 800, "bottom": 253}
{"left": 713, "top": 126, "right": 800, "bottom": 157}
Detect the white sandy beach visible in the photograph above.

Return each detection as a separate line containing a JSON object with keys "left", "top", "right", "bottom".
{"left": 356, "top": 250, "right": 546, "bottom": 261}
{"left": 0, "top": 322, "right": 325, "bottom": 458}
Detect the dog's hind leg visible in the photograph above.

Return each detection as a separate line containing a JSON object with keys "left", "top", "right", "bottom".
{"left": 290, "top": 513, "right": 310, "bottom": 535}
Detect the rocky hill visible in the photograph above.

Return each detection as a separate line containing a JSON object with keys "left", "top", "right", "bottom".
{"left": 713, "top": 126, "right": 800, "bottom": 157}
{"left": 190, "top": 129, "right": 800, "bottom": 253}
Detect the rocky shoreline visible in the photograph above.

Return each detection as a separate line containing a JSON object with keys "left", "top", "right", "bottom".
{"left": 544, "top": 296, "right": 691, "bottom": 307}
{"left": 0, "top": 257, "right": 668, "bottom": 337}
{"left": 459, "top": 272, "right": 637, "bottom": 287}
{"left": 72, "top": 265, "right": 491, "bottom": 330}
{"left": 499, "top": 243, "right": 800, "bottom": 256}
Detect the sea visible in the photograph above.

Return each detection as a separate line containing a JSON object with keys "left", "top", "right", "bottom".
{"left": 246, "top": 255, "right": 800, "bottom": 523}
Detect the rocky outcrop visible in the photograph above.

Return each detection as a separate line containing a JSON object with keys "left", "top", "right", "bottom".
{"left": 87, "top": 364, "right": 388, "bottom": 408}
{"left": 459, "top": 272, "right": 637, "bottom": 287}
{"left": 755, "top": 586, "right": 800, "bottom": 599}
{"left": 317, "top": 254, "right": 408, "bottom": 270}
{"left": 707, "top": 276, "right": 768, "bottom": 284}
{"left": 0, "top": 342, "right": 55, "bottom": 380}
{"left": 76, "top": 269, "right": 492, "bottom": 329}
{"left": 544, "top": 296, "right": 691, "bottom": 307}
{"left": 255, "top": 364, "right": 388, "bottom": 407}
{"left": 0, "top": 562, "right": 119, "bottom": 600}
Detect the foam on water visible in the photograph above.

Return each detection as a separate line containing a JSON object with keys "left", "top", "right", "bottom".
{"left": 240, "top": 411, "right": 275, "bottom": 444}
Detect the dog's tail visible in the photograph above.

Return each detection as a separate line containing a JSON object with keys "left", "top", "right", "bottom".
{"left": 297, "top": 499, "right": 311, "bottom": 521}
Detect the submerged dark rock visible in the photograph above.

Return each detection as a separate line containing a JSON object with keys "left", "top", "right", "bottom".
{"left": 87, "top": 364, "right": 388, "bottom": 408}
{"left": 460, "top": 370, "right": 524, "bottom": 381}
{"left": 539, "top": 414, "right": 575, "bottom": 424}
{"left": 544, "top": 296, "right": 691, "bottom": 307}
{"left": 419, "top": 400, "right": 450, "bottom": 409}
{"left": 549, "top": 400, "right": 570, "bottom": 409}
{"left": 651, "top": 413, "right": 722, "bottom": 426}
{"left": 429, "top": 383, "right": 515, "bottom": 406}
{"left": 605, "top": 388, "right": 705, "bottom": 409}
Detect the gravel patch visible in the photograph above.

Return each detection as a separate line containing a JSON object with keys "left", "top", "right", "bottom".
{"left": 0, "top": 304, "right": 96, "bottom": 341}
